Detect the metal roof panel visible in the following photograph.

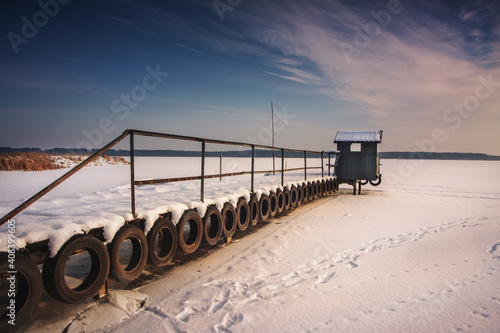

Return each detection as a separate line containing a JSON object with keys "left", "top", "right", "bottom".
{"left": 334, "top": 131, "right": 382, "bottom": 143}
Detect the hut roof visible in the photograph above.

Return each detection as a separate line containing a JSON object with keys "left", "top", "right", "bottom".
{"left": 334, "top": 131, "right": 383, "bottom": 143}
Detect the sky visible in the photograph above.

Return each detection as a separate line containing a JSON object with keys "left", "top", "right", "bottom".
{"left": 0, "top": 0, "right": 499, "bottom": 154}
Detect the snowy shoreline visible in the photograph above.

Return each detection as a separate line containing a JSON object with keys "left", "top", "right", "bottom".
{"left": 0, "top": 157, "right": 329, "bottom": 256}
{"left": 16, "top": 158, "right": 500, "bottom": 333}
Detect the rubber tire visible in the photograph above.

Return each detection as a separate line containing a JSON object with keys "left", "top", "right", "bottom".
{"left": 370, "top": 175, "right": 382, "bottom": 186}
{"left": 283, "top": 187, "right": 291, "bottom": 211}
{"left": 302, "top": 184, "right": 309, "bottom": 203}
{"left": 236, "top": 198, "right": 250, "bottom": 232}
{"left": 108, "top": 224, "right": 148, "bottom": 283}
{"left": 296, "top": 185, "right": 304, "bottom": 206}
{"left": 42, "top": 234, "right": 110, "bottom": 304}
{"left": 320, "top": 180, "right": 327, "bottom": 196}
{"left": 313, "top": 181, "right": 319, "bottom": 199}
{"left": 301, "top": 184, "right": 309, "bottom": 203}
{"left": 276, "top": 189, "right": 285, "bottom": 214}
{"left": 147, "top": 217, "right": 178, "bottom": 266}
{"left": 269, "top": 192, "right": 278, "bottom": 218}
{"left": 327, "top": 179, "right": 334, "bottom": 194}
{"left": 0, "top": 252, "right": 42, "bottom": 331}
{"left": 177, "top": 210, "right": 203, "bottom": 254}
{"left": 308, "top": 182, "right": 314, "bottom": 201}
{"left": 201, "top": 206, "right": 222, "bottom": 246}
{"left": 290, "top": 185, "right": 299, "bottom": 208}
{"left": 221, "top": 202, "right": 238, "bottom": 238}
{"left": 221, "top": 202, "right": 237, "bottom": 238}
{"left": 249, "top": 196, "right": 259, "bottom": 226}
{"left": 259, "top": 194, "right": 271, "bottom": 222}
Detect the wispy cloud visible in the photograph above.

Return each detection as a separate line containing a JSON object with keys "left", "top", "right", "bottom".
{"left": 197, "top": 0, "right": 500, "bottom": 151}
{"left": 0, "top": 65, "right": 109, "bottom": 96}
{"left": 166, "top": 99, "right": 265, "bottom": 117}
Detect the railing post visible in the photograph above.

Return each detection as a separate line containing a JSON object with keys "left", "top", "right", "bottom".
{"left": 281, "top": 149, "right": 285, "bottom": 187}
{"left": 220, "top": 151, "right": 222, "bottom": 181}
{"left": 130, "top": 132, "right": 136, "bottom": 218}
{"left": 201, "top": 140, "right": 206, "bottom": 202}
{"left": 321, "top": 151, "right": 324, "bottom": 178}
{"left": 328, "top": 153, "right": 331, "bottom": 177}
{"left": 251, "top": 145, "right": 255, "bottom": 194}
{"left": 304, "top": 151, "right": 307, "bottom": 181}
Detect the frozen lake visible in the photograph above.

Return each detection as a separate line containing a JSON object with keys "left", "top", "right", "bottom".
{"left": 1, "top": 158, "right": 499, "bottom": 332}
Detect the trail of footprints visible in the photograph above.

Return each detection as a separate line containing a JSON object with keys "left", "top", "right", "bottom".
{"left": 340, "top": 261, "right": 499, "bottom": 330}
{"left": 162, "top": 216, "right": 499, "bottom": 332}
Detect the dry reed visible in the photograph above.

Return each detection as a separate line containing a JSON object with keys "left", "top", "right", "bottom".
{"left": 0, "top": 152, "right": 129, "bottom": 171}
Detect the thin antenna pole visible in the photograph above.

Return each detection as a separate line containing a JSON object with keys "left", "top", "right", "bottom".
{"left": 271, "top": 101, "right": 275, "bottom": 175}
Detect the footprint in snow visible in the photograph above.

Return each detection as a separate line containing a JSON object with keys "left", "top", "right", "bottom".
{"left": 209, "top": 299, "right": 228, "bottom": 314}
{"left": 487, "top": 241, "right": 500, "bottom": 258}
{"left": 284, "top": 278, "right": 306, "bottom": 287}
{"left": 213, "top": 312, "right": 244, "bottom": 333}
{"left": 176, "top": 307, "right": 196, "bottom": 322}
{"left": 346, "top": 261, "right": 358, "bottom": 269}
{"left": 316, "top": 271, "right": 336, "bottom": 284}
{"left": 281, "top": 271, "right": 299, "bottom": 281}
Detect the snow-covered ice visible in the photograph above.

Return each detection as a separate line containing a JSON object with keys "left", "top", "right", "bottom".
{"left": 1, "top": 158, "right": 499, "bottom": 332}
{"left": 0, "top": 157, "right": 326, "bottom": 256}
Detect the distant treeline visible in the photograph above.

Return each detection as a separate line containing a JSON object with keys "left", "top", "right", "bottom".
{"left": 379, "top": 152, "right": 500, "bottom": 161}
{"left": 1, "top": 147, "right": 499, "bottom": 160}
{"left": 0, "top": 147, "right": 315, "bottom": 158}
{"left": 0, "top": 147, "right": 43, "bottom": 153}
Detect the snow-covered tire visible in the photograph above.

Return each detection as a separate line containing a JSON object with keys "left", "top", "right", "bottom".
{"left": 108, "top": 224, "right": 148, "bottom": 283}
{"left": 249, "top": 196, "right": 259, "bottom": 226}
{"left": 42, "top": 234, "right": 110, "bottom": 304}
{"left": 236, "top": 198, "right": 250, "bottom": 232}
{"left": 147, "top": 217, "right": 177, "bottom": 266}
{"left": 177, "top": 210, "right": 203, "bottom": 254}
{"left": 259, "top": 194, "right": 271, "bottom": 222}
{"left": 283, "top": 187, "right": 291, "bottom": 211}
{"left": 313, "top": 181, "right": 319, "bottom": 199}
{"left": 202, "top": 206, "right": 222, "bottom": 246}
{"left": 276, "top": 189, "right": 285, "bottom": 214}
{"left": 327, "top": 179, "right": 334, "bottom": 194}
{"left": 308, "top": 182, "right": 314, "bottom": 201}
{"left": 302, "top": 184, "right": 309, "bottom": 203}
{"left": 0, "top": 252, "right": 42, "bottom": 331}
{"left": 297, "top": 185, "right": 304, "bottom": 206}
{"left": 290, "top": 185, "right": 299, "bottom": 208}
{"left": 269, "top": 192, "right": 278, "bottom": 218}
{"left": 221, "top": 202, "right": 237, "bottom": 238}
{"left": 320, "top": 180, "right": 327, "bottom": 196}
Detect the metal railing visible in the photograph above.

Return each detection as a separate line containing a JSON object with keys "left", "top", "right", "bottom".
{"left": 0, "top": 129, "right": 327, "bottom": 226}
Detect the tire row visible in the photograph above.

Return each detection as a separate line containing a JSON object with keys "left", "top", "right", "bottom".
{"left": 1, "top": 178, "right": 337, "bottom": 330}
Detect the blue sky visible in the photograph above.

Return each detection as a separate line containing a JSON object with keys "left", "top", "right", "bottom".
{"left": 1, "top": 0, "right": 499, "bottom": 154}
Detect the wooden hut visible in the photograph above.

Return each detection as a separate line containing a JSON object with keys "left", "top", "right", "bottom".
{"left": 333, "top": 130, "right": 383, "bottom": 194}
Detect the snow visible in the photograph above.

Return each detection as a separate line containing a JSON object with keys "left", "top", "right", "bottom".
{"left": 51, "top": 154, "right": 129, "bottom": 169}
{"left": 3, "top": 158, "right": 500, "bottom": 332}
{"left": 334, "top": 130, "right": 383, "bottom": 143}
{"left": 0, "top": 157, "right": 325, "bottom": 256}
